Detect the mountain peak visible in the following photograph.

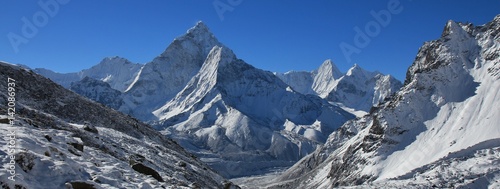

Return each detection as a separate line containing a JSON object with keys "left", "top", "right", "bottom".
{"left": 101, "top": 56, "right": 128, "bottom": 61}
{"left": 98, "top": 56, "right": 132, "bottom": 66}
{"left": 185, "top": 20, "right": 212, "bottom": 37}
{"left": 441, "top": 19, "right": 474, "bottom": 39}
{"left": 346, "top": 63, "right": 364, "bottom": 76}
{"left": 317, "top": 59, "right": 342, "bottom": 79}
{"left": 194, "top": 20, "right": 208, "bottom": 29}
{"left": 166, "top": 21, "right": 221, "bottom": 58}
{"left": 312, "top": 59, "right": 343, "bottom": 98}
{"left": 87, "top": 56, "right": 138, "bottom": 73}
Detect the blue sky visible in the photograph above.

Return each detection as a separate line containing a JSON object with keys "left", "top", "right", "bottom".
{"left": 1, "top": 0, "right": 499, "bottom": 81}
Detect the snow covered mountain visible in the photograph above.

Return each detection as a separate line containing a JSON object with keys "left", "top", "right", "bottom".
{"left": 0, "top": 62, "right": 238, "bottom": 188}
{"left": 276, "top": 59, "right": 402, "bottom": 113}
{"left": 270, "top": 15, "right": 500, "bottom": 189}
{"left": 119, "top": 21, "right": 224, "bottom": 121}
{"left": 152, "top": 46, "right": 354, "bottom": 178}
{"left": 311, "top": 59, "right": 344, "bottom": 96}
{"left": 35, "top": 56, "right": 142, "bottom": 92}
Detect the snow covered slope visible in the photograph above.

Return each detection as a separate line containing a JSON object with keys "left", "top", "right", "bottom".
{"left": 277, "top": 59, "right": 402, "bottom": 112}
{"left": 35, "top": 56, "right": 142, "bottom": 92}
{"left": 275, "top": 71, "right": 315, "bottom": 95}
{"left": 151, "top": 46, "right": 354, "bottom": 178}
{"left": 271, "top": 15, "right": 500, "bottom": 188}
{"left": 33, "top": 68, "right": 81, "bottom": 89}
{"left": 0, "top": 62, "right": 238, "bottom": 188}
{"left": 70, "top": 77, "right": 124, "bottom": 110}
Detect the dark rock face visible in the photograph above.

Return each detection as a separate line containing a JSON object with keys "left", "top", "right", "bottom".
{"left": 83, "top": 122, "right": 98, "bottom": 134}
{"left": 131, "top": 163, "right": 164, "bottom": 182}
{"left": 68, "top": 142, "right": 84, "bottom": 152}
{"left": 404, "top": 39, "right": 449, "bottom": 86}
{"left": 15, "top": 152, "right": 37, "bottom": 173}
{"left": 0, "top": 118, "right": 9, "bottom": 124}
{"left": 67, "top": 181, "right": 98, "bottom": 189}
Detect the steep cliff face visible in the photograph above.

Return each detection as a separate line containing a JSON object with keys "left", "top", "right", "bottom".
{"left": 272, "top": 15, "right": 500, "bottom": 189}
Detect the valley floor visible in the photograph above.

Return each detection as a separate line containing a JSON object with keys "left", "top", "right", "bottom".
{"left": 230, "top": 167, "right": 287, "bottom": 189}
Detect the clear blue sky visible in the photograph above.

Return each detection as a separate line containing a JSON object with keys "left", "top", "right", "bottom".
{"left": 1, "top": 0, "right": 499, "bottom": 81}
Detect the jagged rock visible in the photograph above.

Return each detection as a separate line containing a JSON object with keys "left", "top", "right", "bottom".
{"left": 83, "top": 123, "right": 98, "bottom": 134}
{"left": 44, "top": 135, "right": 52, "bottom": 142}
{"left": 15, "top": 152, "right": 37, "bottom": 173}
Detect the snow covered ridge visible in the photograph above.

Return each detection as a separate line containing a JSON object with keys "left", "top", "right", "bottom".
{"left": 271, "top": 14, "right": 500, "bottom": 188}
{"left": 70, "top": 77, "right": 124, "bottom": 110}
{"left": 276, "top": 59, "right": 403, "bottom": 113}
{"left": 34, "top": 56, "right": 142, "bottom": 92}
{"left": 0, "top": 63, "right": 239, "bottom": 188}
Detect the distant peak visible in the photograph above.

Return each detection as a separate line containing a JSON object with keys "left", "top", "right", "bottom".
{"left": 93, "top": 56, "right": 135, "bottom": 69}
{"left": 166, "top": 20, "right": 220, "bottom": 53}
{"left": 441, "top": 20, "right": 458, "bottom": 38}
{"left": 102, "top": 56, "right": 127, "bottom": 61}
{"left": 346, "top": 63, "right": 367, "bottom": 76}
{"left": 100, "top": 56, "right": 130, "bottom": 64}
{"left": 318, "top": 59, "right": 342, "bottom": 79}
{"left": 195, "top": 20, "right": 207, "bottom": 28}
{"left": 187, "top": 20, "right": 211, "bottom": 34}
